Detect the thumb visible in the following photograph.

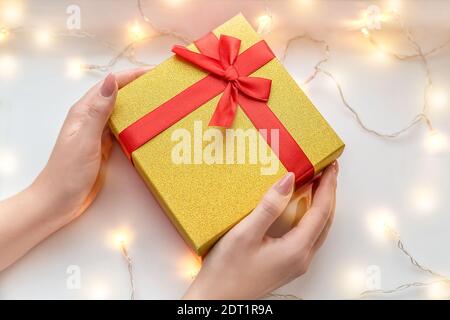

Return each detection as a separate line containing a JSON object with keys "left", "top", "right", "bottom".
{"left": 237, "top": 172, "right": 295, "bottom": 240}
{"left": 66, "top": 73, "right": 118, "bottom": 139}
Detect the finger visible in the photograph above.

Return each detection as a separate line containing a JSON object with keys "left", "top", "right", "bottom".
{"left": 282, "top": 162, "right": 338, "bottom": 251}
{"left": 115, "top": 66, "right": 152, "bottom": 89}
{"left": 66, "top": 73, "right": 118, "bottom": 140}
{"left": 311, "top": 189, "right": 336, "bottom": 252}
{"left": 234, "top": 172, "right": 295, "bottom": 241}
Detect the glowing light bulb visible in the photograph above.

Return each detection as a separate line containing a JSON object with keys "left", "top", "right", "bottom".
{"left": 425, "top": 130, "right": 448, "bottom": 154}
{"left": 2, "top": 1, "right": 23, "bottom": 24}
{"left": 429, "top": 88, "right": 447, "bottom": 110}
{"left": 0, "top": 150, "right": 17, "bottom": 176}
{"left": 129, "top": 22, "right": 146, "bottom": 41}
{"left": 298, "top": 0, "right": 314, "bottom": 5}
{"left": 89, "top": 282, "right": 110, "bottom": 299}
{"left": 367, "top": 207, "right": 397, "bottom": 240}
{"left": 66, "top": 58, "right": 85, "bottom": 79}
{"left": 411, "top": 187, "right": 436, "bottom": 213}
{"left": 387, "top": 0, "right": 401, "bottom": 14}
{"left": 34, "top": 29, "right": 53, "bottom": 47}
{"left": 115, "top": 233, "right": 127, "bottom": 246}
{"left": 374, "top": 45, "right": 389, "bottom": 62}
{"left": 180, "top": 254, "right": 202, "bottom": 280}
{"left": 342, "top": 267, "right": 365, "bottom": 295}
{"left": 257, "top": 14, "right": 272, "bottom": 35}
{"left": 166, "top": 0, "right": 183, "bottom": 6}
{"left": 0, "top": 28, "right": 10, "bottom": 42}
{"left": 360, "top": 27, "right": 370, "bottom": 38}
{"left": 0, "top": 54, "right": 17, "bottom": 77}
{"left": 428, "top": 281, "right": 449, "bottom": 300}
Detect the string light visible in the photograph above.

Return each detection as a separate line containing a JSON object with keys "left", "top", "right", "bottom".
{"left": 429, "top": 88, "right": 447, "bottom": 110}
{"left": 367, "top": 208, "right": 396, "bottom": 241}
{"left": 427, "top": 281, "right": 450, "bottom": 299}
{"left": 257, "top": 13, "right": 272, "bottom": 35}
{"left": 344, "top": 267, "right": 366, "bottom": 296}
{"left": 387, "top": 0, "right": 401, "bottom": 14}
{"left": 360, "top": 27, "right": 370, "bottom": 38}
{"left": 166, "top": 0, "right": 184, "bottom": 6}
{"left": 89, "top": 282, "right": 110, "bottom": 299}
{"left": 425, "top": 130, "right": 448, "bottom": 154}
{"left": 1, "top": 1, "right": 23, "bottom": 24}
{"left": 0, "top": 28, "right": 10, "bottom": 42}
{"left": 298, "top": 0, "right": 314, "bottom": 6}
{"left": 113, "top": 231, "right": 135, "bottom": 300}
{"left": 129, "top": 21, "right": 146, "bottom": 41}
{"left": 65, "top": 58, "right": 85, "bottom": 79}
{"left": 0, "top": 54, "right": 17, "bottom": 78}
{"left": 180, "top": 253, "right": 202, "bottom": 280}
{"left": 0, "top": 150, "right": 17, "bottom": 176}
{"left": 411, "top": 187, "right": 437, "bottom": 213}
{"left": 33, "top": 28, "right": 53, "bottom": 47}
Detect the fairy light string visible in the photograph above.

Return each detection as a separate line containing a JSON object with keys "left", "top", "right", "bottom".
{"left": 116, "top": 236, "right": 136, "bottom": 300}
{"left": 1, "top": 0, "right": 449, "bottom": 299}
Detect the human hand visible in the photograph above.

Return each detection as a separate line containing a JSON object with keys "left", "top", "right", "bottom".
{"left": 0, "top": 68, "right": 149, "bottom": 271}
{"left": 183, "top": 162, "right": 339, "bottom": 299}
{"left": 31, "top": 68, "right": 148, "bottom": 224}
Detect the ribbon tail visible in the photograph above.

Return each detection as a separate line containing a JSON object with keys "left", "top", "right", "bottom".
{"left": 172, "top": 45, "right": 225, "bottom": 76}
{"left": 209, "top": 83, "right": 238, "bottom": 128}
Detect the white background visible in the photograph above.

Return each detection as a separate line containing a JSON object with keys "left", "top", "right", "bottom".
{"left": 0, "top": 0, "right": 449, "bottom": 299}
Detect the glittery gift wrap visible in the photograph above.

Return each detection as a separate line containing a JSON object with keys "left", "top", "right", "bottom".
{"left": 110, "top": 14, "right": 344, "bottom": 256}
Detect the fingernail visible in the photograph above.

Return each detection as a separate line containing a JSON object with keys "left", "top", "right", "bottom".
{"left": 275, "top": 172, "right": 295, "bottom": 195}
{"left": 332, "top": 161, "right": 339, "bottom": 174}
{"left": 100, "top": 73, "right": 116, "bottom": 97}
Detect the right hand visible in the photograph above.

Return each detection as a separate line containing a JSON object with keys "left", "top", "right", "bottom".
{"left": 183, "top": 162, "right": 339, "bottom": 299}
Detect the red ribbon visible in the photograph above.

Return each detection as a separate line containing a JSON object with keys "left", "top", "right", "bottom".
{"left": 118, "top": 33, "right": 314, "bottom": 187}
{"left": 173, "top": 35, "right": 272, "bottom": 127}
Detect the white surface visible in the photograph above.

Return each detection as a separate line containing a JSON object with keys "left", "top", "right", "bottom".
{"left": 0, "top": 0, "right": 449, "bottom": 299}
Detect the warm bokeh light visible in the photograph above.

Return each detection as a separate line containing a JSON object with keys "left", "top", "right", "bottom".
{"left": 179, "top": 253, "right": 202, "bottom": 280}
{"left": 166, "top": 0, "right": 184, "bottom": 6}
{"left": 1, "top": 1, "right": 23, "bottom": 24}
{"left": 0, "top": 54, "right": 17, "bottom": 77}
{"left": 411, "top": 187, "right": 436, "bottom": 213}
{"left": 429, "top": 88, "right": 447, "bottom": 110}
{"left": 89, "top": 282, "right": 110, "bottom": 299}
{"left": 427, "top": 281, "right": 450, "bottom": 299}
{"left": 367, "top": 207, "right": 397, "bottom": 240}
{"left": 297, "top": 0, "right": 314, "bottom": 6}
{"left": 0, "top": 28, "right": 10, "bottom": 42}
{"left": 373, "top": 45, "right": 389, "bottom": 62}
{"left": 387, "top": 0, "right": 401, "bottom": 13}
{"left": 115, "top": 233, "right": 127, "bottom": 246}
{"left": 341, "top": 266, "right": 365, "bottom": 296}
{"left": 360, "top": 27, "right": 370, "bottom": 38}
{"left": 65, "top": 58, "right": 85, "bottom": 79}
{"left": 34, "top": 28, "right": 53, "bottom": 47}
{"left": 129, "top": 21, "right": 146, "bottom": 41}
{"left": 425, "top": 130, "right": 448, "bottom": 154}
{"left": 0, "top": 150, "right": 17, "bottom": 176}
{"left": 256, "top": 14, "right": 272, "bottom": 35}
{"left": 107, "top": 228, "right": 133, "bottom": 250}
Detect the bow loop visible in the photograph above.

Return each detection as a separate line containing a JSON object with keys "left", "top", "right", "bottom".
{"left": 172, "top": 34, "right": 273, "bottom": 127}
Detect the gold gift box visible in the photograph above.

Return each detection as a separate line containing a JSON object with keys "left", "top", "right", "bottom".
{"left": 110, "top": 14, "right": 344, "bottom": 256}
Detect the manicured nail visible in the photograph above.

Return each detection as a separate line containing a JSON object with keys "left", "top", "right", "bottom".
{"left": 275, "top": 172, "right": 295, "bottom": 195}
{"left": 100, "top": 73, "right": 116, "bottom": 97}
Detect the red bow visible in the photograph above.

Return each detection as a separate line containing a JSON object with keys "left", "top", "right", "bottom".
{"left": 173, "top": 35, "right": 272, "bottom": 128}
